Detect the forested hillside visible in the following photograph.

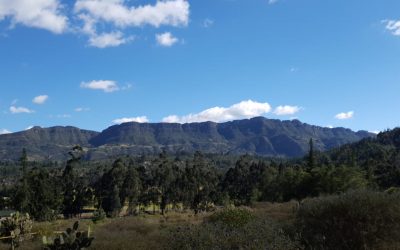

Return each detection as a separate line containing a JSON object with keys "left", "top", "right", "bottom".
{"left": 0, "top": 117, "right": 373, "bottom": 161}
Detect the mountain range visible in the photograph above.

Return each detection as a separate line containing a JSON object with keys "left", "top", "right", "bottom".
{"left": 0, "top": 117, "right": 374, "bottom": 161}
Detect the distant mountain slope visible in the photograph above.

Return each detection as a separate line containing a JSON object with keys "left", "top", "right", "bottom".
{"left": 0, "top": 126, "right": 99, "bottom": 161}
{"left": 0, "top": 117, "right": 374, "bottom": 161}
{"left": 88, "top": 117, "right": 373, "bottom": 159}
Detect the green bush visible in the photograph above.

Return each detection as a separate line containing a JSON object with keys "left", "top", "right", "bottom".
{"left": 296, "top": 190, "right": 400, "bottom": 250}
{"left": 208, "top": 208, "right": 255, "bottom": 228}
{"left": 167, "top": 208, "right": 300, "bottom": 250}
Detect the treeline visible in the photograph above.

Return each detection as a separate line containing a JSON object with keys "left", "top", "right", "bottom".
{"left": 1, "top": 134, "right": 400, "bottom": 221}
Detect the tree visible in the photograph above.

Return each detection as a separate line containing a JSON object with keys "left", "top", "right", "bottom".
{"left": 25, "top": 167, "right": 61, "bottom": 221}
{"left": 307, "top": 138, "right": 315, "bottom": 170}
{"left": 121, "top": 164, "right": 141, "bottom": 215}
{"left": 62, "top": 146, "right": 84, "bottom": 218}
{"left": 13, "top": 149, "right": 30, "bottom": 213}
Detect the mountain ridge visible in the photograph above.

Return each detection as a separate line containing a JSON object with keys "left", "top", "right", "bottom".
{"left": 0, "top": 117, "right": 374, "bottom": 161}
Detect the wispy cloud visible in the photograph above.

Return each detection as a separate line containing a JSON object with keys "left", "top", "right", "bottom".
{"left": 10, "top": 106, "right": 34, "bottom": 114}
{"left": 274, "top": 105, "right": 301, "bottom": 116}
{"left": 75, "top": 107, "right": 90, "bottom": 112}
{"left": 80, "top": 80, "right": 120, "bottom": 93}
{"left": 383, "top": 20, "right": 400, "bottom": 36}
{"left": 33, "top": 95, "right": 49, "bottom": 104}
{"left": 335, "top": 111, "right": 354, "bottom": 120}
{"left": 88, "top": 31, "right": 133, "bottom": 48}
{"left": 112, "top": 116, "right": 149, "bottom": 124}
{"left": 162, "top": 100, "right": 272, "bottom": 123}
{"left": 156, "top": 32, "right": 179, "bottom": 47}
{"left": 268, "top": 0, "right": 279, "bottom": 5}
{"left": 203, "top": 18, "right": 214, "bottom": 28}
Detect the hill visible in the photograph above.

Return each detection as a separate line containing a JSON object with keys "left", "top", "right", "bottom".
{"left": 0, "top": 117, "right": 373, "bottom": 161}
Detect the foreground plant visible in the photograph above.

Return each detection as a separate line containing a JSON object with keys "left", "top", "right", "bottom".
{"left": 43, "top": 221, "right": 94, "bottom": 250}
{"left": 0, "top": 212, "right": 33, "bottom": 249}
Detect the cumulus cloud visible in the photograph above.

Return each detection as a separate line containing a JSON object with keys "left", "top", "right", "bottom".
{"left": 74, "top": 0, "right": 189, "bottom": 28}
{"left": 383, "top": 20, "right": 400, "bottom": 36}
{"left": 112, "top": 116, "right": 149, "bottom": 124}
{"left": 156, "top": 32, "right": 178, "bottom": 47}
{"left": 75, "top": 0, "right": 189, "bottom": 47}
{"left": 0, "top": 129, "right": 11, "bottom": 135}
{"left": 80, "top": 80, "right": 119, "bottom": 92}
{"left": 0, "top": 0, "right": 68, "bottom": 34}
{"left": 162, "top": 100, "right": 272, "bottom": 123}
{"left": 88, "top": 31, "right": 133, "bottom": 48}
{"left": 9, "top": 106, "right": 34, "bottom": 114}
{"left": 33, "top": 95, "right": 49, "bottom": 104}
{"left": 273, "top": 105, "right": 300, "bottom": 116}
{"left": 335, "top": 111, "right": 354, "bottom": 120}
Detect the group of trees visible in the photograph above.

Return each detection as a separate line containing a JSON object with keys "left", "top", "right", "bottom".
{"left": 1, "top": 135, "right": 399, "bottom": 221}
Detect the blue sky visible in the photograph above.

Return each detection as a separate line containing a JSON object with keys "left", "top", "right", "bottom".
{"left": 1, "top": 0, "right": 400, "bottom": 134}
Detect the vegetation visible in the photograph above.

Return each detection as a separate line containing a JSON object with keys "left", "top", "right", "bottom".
{"left": 1, "top": 127, "right": 400, "bottom": 249}
{"left": 296, "top": 190, "right": 400, "bottom": 249}
{"left": 43, "top": 221, "right": 94, "bottom": 250}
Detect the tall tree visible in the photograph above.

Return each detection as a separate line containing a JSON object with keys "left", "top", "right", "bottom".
{"left": 307, "top": 138, "right": 316, "bottom": 170}
{"left": 62, "top": 146, "right": 83, "bottom": 218}
{"left": 13, "top": 149, "right": 30, "bottom": 212}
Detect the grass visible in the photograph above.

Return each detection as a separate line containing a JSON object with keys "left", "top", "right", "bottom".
{"left": 0, "top": 202, "right": 296, "bottom": 250}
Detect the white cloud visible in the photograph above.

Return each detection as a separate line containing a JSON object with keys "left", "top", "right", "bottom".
{"left": 0, "top": 0, "right": 68, "bottom": 34}
{"left": 32, "top": 95, "right": 49, "bottom": 104}
{"left": 162, "top": 100, "right": 272, "bottom": 123}
{"left": 369, "top": 130, "right": 380, "bottom": 134}
{"left": 74, "top": 0, "right": 189, "bottom": 47}
{"left": 80, "top": 80, "right": 119, "bottom": 92}
{"left": 0, "top": 129, "right": 11, "bottom": 135}
{"left": 268, "top": 0, "right": 279, "bottom": 5}
{"left": 203, "top": 18, "right": 214, "bottom": 28}
{"left": 75, "top": 107, "right": 90, "bottom": 112}
{"left": 274, "top": 105, "right": 300, "bottom": 116}
{"left": 57, "top": 114, "right": 71, "bottom": 118}
{"left": 74, "top": 0, "right": 190, "bottom": 28}
{"left": 335, "top": 111, "right": 354, "bottom": 120}
{"left": 88, "top": 31, "right": 133, "bottom": 48}
{"left": 383, "top": 20, "right": 400, "bottom": 36}
{"left": 156, "top": 32, "right": 178, "bottom": 47}
{"left": 9, "top": 106, "right": 34, "bottom": 114}
{"left": 25, "top": 126, "right": 34, "bottom": 130}
{"left": 112, "top": 116, "right": 149, "bottom": 124}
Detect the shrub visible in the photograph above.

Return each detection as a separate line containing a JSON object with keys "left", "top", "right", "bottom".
{"left": 0, "top": 212, "right": 33, "bottom": 248}
{"left": 208, "top": 208, "right": 255, "bottom": 228}
{"left": 296, "top": 190, "right": 400, "bottom": 249}
{"left": 43, "top": 221, "right": 94, "bottom": 250}
{"left": 92, "top": 208, "right": 106, "bottom": 224}
{"left": 167, "top": 208, "right": 301, "bottom": 250}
